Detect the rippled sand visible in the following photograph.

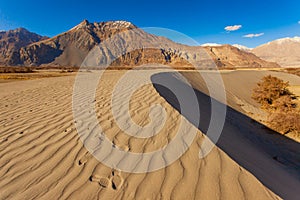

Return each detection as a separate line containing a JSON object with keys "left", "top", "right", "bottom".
{"left": 0, "top": 70, "right": 279, "bottom": 199}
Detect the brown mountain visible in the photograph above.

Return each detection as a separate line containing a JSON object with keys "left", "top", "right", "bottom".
{"left": 202, "top": 45, "right": 280, "bottom": 68}
{"left": 17, "top": 20, "right": 140, "bottom": 66}
{"left": 0, "top": 28, "right": 47, "bottom": 65}
{"left": 252, "top": 37, "right": 300, "bottom": 68}
{"left": 6, "top": 20, "right": 279, "bottom": 69}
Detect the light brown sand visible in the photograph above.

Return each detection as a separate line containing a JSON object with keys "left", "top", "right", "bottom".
{"left": 179, "top": 70, "right": 300, "bottom": 199}
{"left": 183, "top": 70, "right": 300, "bottom": 142}
{"left": 220, "top": 70, "right": 300, "bottom": 142}
{"left": 0, "top": 70, "right": 279, "bottom": 199}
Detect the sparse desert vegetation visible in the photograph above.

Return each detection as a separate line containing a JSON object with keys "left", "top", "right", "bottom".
{"left": 0, "top": 66, "right": 34, "bottom": 73}
{"left": 252, "top": 75, "right": 300, "bottom": 135}
{"left": 0, "top": 67, "right": 76, "bottom": 82}
{"left": 285, "top": 68, "right": 300, "bottom": 77}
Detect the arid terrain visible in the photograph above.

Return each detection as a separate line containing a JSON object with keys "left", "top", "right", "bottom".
{"left": 0, "top": 70, "right": 276, "bottom": 199}
{"left": 0, "top": 68, "right": 299, "bottom": 199}
{"left": 0, "top": 18, "right": 300, "bottom": 200}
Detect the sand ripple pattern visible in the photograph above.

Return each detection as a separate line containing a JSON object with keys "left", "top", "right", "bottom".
{"left": 0, "top": 72, "right": 279, "bottom": 199}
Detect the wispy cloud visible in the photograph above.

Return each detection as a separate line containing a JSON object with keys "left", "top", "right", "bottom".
{"left": 298, "top": 21, "right": 300, "bottom": 24}
{"left": 224, "top": 25, "right": 242, "bottom": 32}
{"left": 243, "top": 33, "right": 264, "bottom": 38}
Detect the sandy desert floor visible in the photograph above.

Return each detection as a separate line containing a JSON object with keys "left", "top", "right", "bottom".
{"left": 183, "top": 70, "right": 300, "bottom": 141}
{"left": 0, "top": 69, "right": 296, "bottom": 199}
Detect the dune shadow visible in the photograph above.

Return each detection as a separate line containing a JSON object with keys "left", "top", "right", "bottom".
{"left": 151, "top": 72, "right": 300, "bottom": 199}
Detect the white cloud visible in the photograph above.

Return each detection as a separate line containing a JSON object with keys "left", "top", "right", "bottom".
{"left": 224, "top": 25, "right": 242, "bottom": 31}
{"left": 243, "top": 33, "right": 264, "bottom": 38}
{"left": 298, "top": 21, "right": 300, "bottom": 24}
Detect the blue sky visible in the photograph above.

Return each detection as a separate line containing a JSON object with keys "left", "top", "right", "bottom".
{"left": 0, "top": 0, "right": 299, "bottom": 47}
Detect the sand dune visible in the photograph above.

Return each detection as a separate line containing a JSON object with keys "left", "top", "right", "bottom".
{"left": 155, "top": 71, "right": 300, "bottom": 199}
{"left": 0, "top": 70, "right": 280, "bottom": 199}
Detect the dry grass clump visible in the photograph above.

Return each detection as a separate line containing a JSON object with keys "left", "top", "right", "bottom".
{"left": 269, "top": 112, "right": 300, "bottom": 135}
{"left": 252, "top": 75, "right": 292, "bottom": 108}
{"left": 252, "top": 75, "right": 300, "bottom": 135}
{"left": 285, "top": 68, "right": 300, "bottom": 77}
{"left": 0, "top": 66, "right": 34, "bottom": 73}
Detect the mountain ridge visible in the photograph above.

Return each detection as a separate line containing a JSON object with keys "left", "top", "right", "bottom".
{"left": 0, "top": 20, "right": 280, "bottom": 69}
{"left": 252, "top": 36, "right": 300, "bottom": 67}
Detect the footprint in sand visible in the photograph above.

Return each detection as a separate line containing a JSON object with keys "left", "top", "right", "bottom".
{"left": 99, "top": 177, "right": 110, "bottom": 188}
{"left": 89, "top": 175, "right": 101, "bottom": 182}
{"left": 90, "top": 175, "right": 110, "bottom": 188}
{"left": 64, "top": 127, "right": 73, "bottom": 133}
{"left": 89, "top": 169, "right": 124, "bottom": 190}
{"left": 111, "top": 174, "right": 123, "bottom": 190}
{"left": 110, "top": 170, "right": 123, "bottom": 190}
{"left": 0, "top": 137, "right": 8, "bottom": 143}
{"left": 78, "top": 152, "right": 92, "bottom": 166}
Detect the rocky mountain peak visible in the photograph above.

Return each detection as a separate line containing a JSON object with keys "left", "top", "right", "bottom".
{"left": 80, "top": 19, "right": 89, "bottom": 26}
{"left": 70, "top": 19, "right": 90, "bottom": 31}
{"left": 70, "top": 20, "right": 136, "bottom": 32}
{"left": 14, "top": 27, "right": 29, "bottom": 33}
{"left": 103, "top": 20, "right": 135, "bottom": 29}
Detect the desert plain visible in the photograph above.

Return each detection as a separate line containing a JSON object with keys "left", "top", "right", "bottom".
{"left": 0, "top": 68, "right": 299, "bottom": 200}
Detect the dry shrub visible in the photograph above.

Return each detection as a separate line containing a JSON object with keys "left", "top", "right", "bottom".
{"left": 252, "top": 75, "right": 291, "bottom": 109}
{"left": 271, "top": 95, "right": 296, "bottom": 112}
{"left": 285, "top": 68, "right": 300, "bottom": 77}
{"left": 252, "top": 75, "right": 300, "bottom": 135}
{"left": 269, "top": 112, "right": 300, "bottom": 134}
{"left": 0, "top": 67, "right": 34, "bottom": 73}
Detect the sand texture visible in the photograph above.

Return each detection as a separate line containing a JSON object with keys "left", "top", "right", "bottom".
{"left": 0, "top": 70, "right": 283, "bottom": 199}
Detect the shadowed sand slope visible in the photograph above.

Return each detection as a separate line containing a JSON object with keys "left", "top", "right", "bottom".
{"left": 151, "top": 71, "right": 300, "bottom": 199}
{"left": 0, "top": 71, "right": 279, "bottom": 199}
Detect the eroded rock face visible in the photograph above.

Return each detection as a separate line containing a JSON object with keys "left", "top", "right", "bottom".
{"left": 109, "top": 48, "right": 191, "bottom": 68}
{"left": 0, "top": 28, "right": 47, "bottom": 65}
{"left": 19, "top": 43, "right": 63, "bottom": 66}
{"left": 203, "top": 45, "right": 280, "bottom": 68}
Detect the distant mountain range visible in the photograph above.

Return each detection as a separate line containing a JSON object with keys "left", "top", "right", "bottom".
{"left": 1, "top": 20, "right": 294, "bottom": 69}
{"left": 252, "top": 37, "right": 300, "bottom": 68}
{"left": 201, "top": 38, "right": 300, "bottom": 68}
